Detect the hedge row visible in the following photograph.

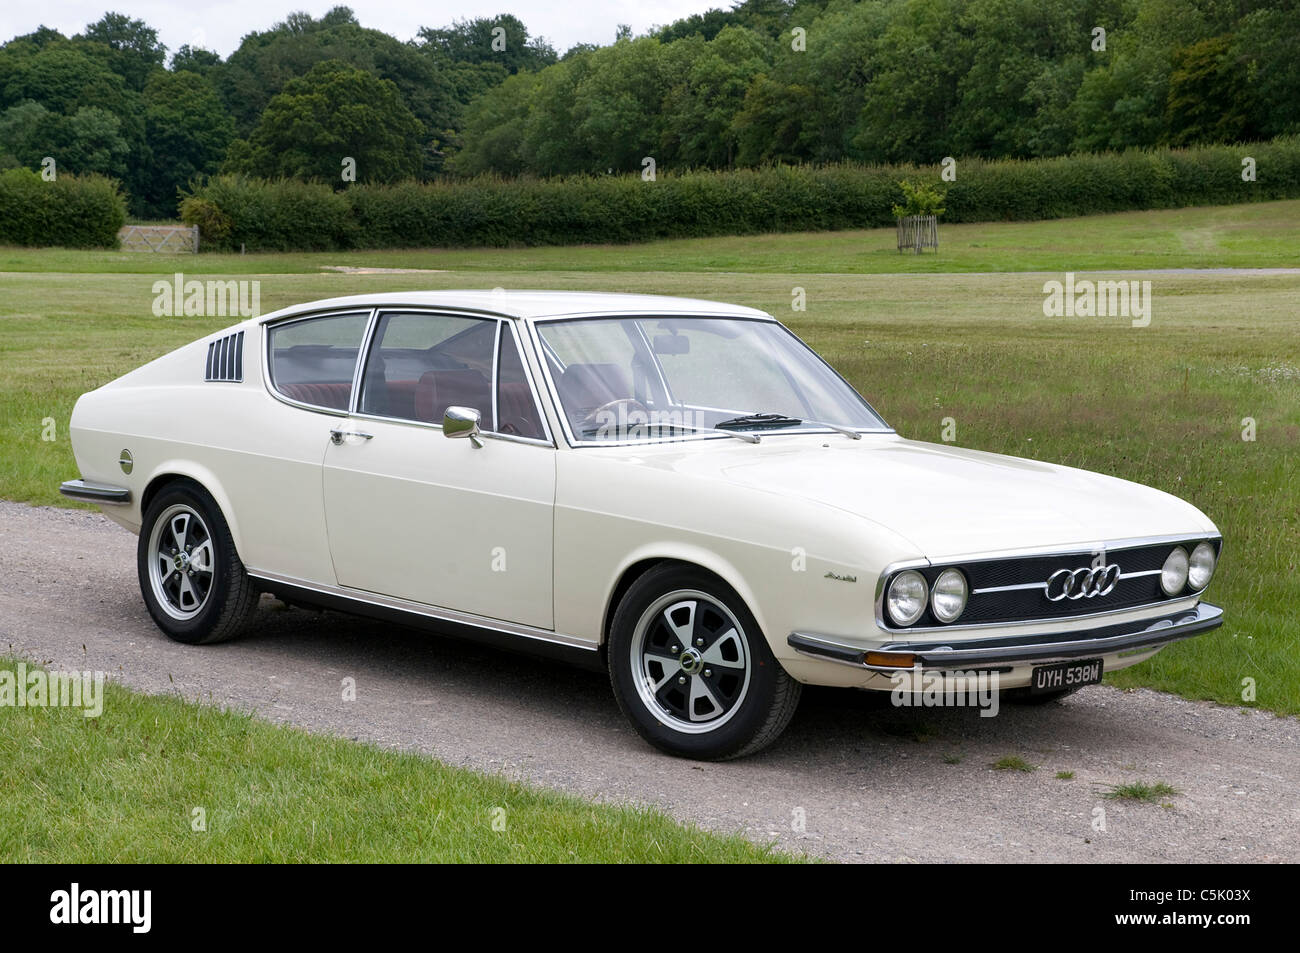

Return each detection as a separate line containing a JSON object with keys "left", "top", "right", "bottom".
{"left": 0, "top": 169, "right": 127, "bottom": 248}
{"left": 181, "top": 137, "right": 1300, "bottom": 252}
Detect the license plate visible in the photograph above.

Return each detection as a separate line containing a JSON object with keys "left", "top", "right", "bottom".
{"left": 1030, "top": 658, "right": 1103, "bottom": 694}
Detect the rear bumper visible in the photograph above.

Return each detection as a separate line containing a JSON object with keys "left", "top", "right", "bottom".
{"left": 59, "top": 479, "right": 131, "bottom": 505}
{"left": 788, "top": 602, "right": 1223, "bottom": 673}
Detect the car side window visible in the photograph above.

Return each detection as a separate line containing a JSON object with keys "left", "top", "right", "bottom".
{"left": 496, "top": 324, "right": 546, "bottom": 440}
{"left": 267, "top": 311, "right": 370, "bottom": 411}
{"left": 358, "top": 312, "right": 496, "bottom": 426}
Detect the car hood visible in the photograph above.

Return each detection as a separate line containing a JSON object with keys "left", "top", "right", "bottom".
{"left": 615, "top": 434, "right": 1216, "bottom": 558}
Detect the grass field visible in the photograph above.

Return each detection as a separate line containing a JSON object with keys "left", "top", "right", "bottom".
{"left": 1, "top": 200, "right": 1297, "bottom": 722}
{"left": 0, "top": 660, "right": 791, "bottom": 862}
{"left": 3, "top": 198, "right": 1300, "bottom": 275}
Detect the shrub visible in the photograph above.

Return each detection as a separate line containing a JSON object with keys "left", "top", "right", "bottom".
{"left": 891, "top": 179, "right": 947, "bottom": 218}
{"left": 180, "top": 176, "right": 354, "bottom": 251}
{"left": 180, "top": 137, "right": 1300, "bottom": 252}
{"left": 0, "top": 169, "right": 126, "bottom": 248}
{"left": 178, "top": 197, "right": 232, "bottom": 247}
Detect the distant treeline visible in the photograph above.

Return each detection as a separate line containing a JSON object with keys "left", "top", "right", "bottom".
{"left": 181, "top": 138, "right": 1300, "bottom": 252}
{"left": 1, "top": 1, "right": 1297, "bottom": 220}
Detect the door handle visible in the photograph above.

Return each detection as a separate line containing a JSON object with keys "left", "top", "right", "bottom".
{"left": 330, "top": 429, "right": 374, "bottom": 445}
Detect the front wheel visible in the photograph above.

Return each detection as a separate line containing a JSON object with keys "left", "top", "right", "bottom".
{"left": 608, "top": 565, "right": 801, "bottom": 760}
{"left": 137, "top": 480, "right": 258, "bottom": 645}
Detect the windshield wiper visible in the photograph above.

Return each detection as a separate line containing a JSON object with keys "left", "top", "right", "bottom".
{"left": 714, "top": 413, "right": 861, "bottom": 440}
{"left": 580, "top": 421, "right": 760, "bottom": 444}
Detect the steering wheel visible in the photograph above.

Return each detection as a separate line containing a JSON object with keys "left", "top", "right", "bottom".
{"left": 578, "top": 398, "right": 650, "bottom": 435}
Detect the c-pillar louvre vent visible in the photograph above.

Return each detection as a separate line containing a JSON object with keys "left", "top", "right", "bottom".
{"left": 204, "top": 331, "right": 244, "bottom": 382}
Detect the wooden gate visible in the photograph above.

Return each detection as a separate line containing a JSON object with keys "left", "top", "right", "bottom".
{"left": 118, "top": 224, "right": 200, "bottom": 253}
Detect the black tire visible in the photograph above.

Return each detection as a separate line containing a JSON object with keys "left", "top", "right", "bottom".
{"left": 608, "top": 564, "right": 801, "bottom": 760}
{"left": 137, "top": 479, "right": 258, "bottom": 645}
{"left": 1003, "top": 685, "right": 1084, "bottom": 705}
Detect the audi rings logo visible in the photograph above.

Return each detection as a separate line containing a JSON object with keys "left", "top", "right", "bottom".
{"left": 1045, "top": 564, "right": 1122, "bottom": 601}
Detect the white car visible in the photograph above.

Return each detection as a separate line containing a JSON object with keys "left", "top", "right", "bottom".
{"left": 62, "top": 291, "right": 1223, "bottom": 759}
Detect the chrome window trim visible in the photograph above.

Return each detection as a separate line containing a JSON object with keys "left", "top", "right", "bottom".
{"left": 770, "top": 314, "right": 892, "bottom": 430}
{"left": 491, "top": 321, "right": 502, "bottom": 431}
{"left": 262, "top": 308, "right": 375, "bottom": 417}
{"left": 339, "top": 308, "right": 555, "bottom": 447}
{"left": 873, "top": 533, "right": 1222, "bottom": 634}
{"left": 498, "top": 319, "right": 554, "bottom": 445}
{"left": 347, "top": 308, "right": 382, "bottom": 415}
{"left": 527, "top": 313, "right": 895, "bottom": 450}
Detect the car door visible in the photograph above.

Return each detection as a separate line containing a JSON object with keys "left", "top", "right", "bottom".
{"left": 322, "top": 311, "right": 556, "bottom": 629}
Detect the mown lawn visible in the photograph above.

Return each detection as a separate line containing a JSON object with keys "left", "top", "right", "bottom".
{"left": 0, "top": 659, "right": 795, "bottom": 863}
{"left": 1, "top": 198, "right": 1298, "bottom": 275}
{"left": 1, "top": 201, "right": 1296, "bottom": 719}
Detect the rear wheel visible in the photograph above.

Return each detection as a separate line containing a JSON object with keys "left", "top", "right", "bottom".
{"left": 138, "top": 480, "right": 257, "bottom": 645}
{"left": 608, "top": 565, "right": 801, "bottom": 760}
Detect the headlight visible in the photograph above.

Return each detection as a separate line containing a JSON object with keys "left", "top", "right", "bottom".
{"left": 930, "top": 568, "right": 968, "bottom": 623}
{"left": 1188, "top": 542, "right": 1216, "bottom": 590}
{"left": 1160, "top": 546, "right": 1189, "bottom": 596}
{"left": 886, "top": 570, "right": 928, "bottom": 626}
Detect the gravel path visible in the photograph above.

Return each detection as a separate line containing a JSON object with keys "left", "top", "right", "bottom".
{"left": 2, "top": 500, "right": 1295, "bottom": 863}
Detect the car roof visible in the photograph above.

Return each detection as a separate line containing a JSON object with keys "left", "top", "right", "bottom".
{"left": 257, "top": 290, "right": 774, "bottom": 323}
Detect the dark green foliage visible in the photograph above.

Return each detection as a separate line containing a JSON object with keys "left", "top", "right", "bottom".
{"left": 181, "top": 176, "right": 354, "bottom": 251}
{"left": 182, "top": 137, "right": 1300, "bottom": 252}
{"left": 0, "top": 168, "right": 126, "bottom": 247}
{"left": 223, "top": 61, "right": 423, "bottom": 183}
{"left": 416, "top": 14, "right": 557, "bottom": 72}
{"left": 4, "top": 1, "right": 1296, "bottom": 219}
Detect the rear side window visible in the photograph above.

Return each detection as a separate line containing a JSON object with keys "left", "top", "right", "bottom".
{"left": 268, "top": 312, "right": 370, "bottom": 411}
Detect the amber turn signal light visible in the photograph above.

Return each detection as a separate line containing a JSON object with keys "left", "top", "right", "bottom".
{"left": 863, "top": 651, "right": 916, "bottom": 668}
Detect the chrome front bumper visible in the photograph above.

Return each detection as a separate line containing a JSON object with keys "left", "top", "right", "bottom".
{"left": 788, "top": 602, "right": 1223, "bottom": 673}
{"left": 59, "top": 479, "right": 131, "bottom": 505}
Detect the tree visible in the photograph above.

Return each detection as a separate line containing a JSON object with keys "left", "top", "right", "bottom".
{"left": 228, "top": 60, "right": 423, "bottom": 183}
{"left": 569, "top": 37, "right": 697, "bottom": 173}
{"left": 141, "top": 71, "right": 235, "bottom": 216}
{"left": 416, "top": 15, "right": 557, "bottom": 74}
{"left": 1165, "top": 34, "right": 1255, "bottom": 145}
{"left": 851, "top": 0, "right": 970, "bottom": 163}
{"left": 0, "top": 102, "right": 130, "bottom": 178}
{"left": 446, "top": 71, "right": 539, "bottom": 176}
{"left": 947, "top": 0, "right": 1088, "bottom": 158}
{"left": 661, "top": 28, "right": 773, "bottom": 167}
{"left": 216, "top": 6, "right": 458, "bottom": 144}
{"left": 171, "top": 45, "right": 222, "bottom": 75}
{"left": 77, "top": 12, "right": 166, "bottom": 91}
{"left": 1233, "top": 3, "right": 1300, "bottom": 139}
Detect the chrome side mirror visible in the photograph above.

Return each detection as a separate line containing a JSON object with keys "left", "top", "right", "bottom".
{"left": 443, "top": 406, "right": 483, "bottom": 448}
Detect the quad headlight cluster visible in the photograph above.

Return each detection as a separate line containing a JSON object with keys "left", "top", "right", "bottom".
{"left": 885, "top": 567, "right": 969, "bottom": 627}
{"left": 1162, "top": 541, "right": 1217, "bottom": 596}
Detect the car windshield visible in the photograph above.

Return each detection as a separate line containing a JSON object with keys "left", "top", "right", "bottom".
{"left": 536, "top": 315, "right": 889, "bottom": 443}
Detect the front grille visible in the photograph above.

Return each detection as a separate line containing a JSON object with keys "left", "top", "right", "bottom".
{"left": 882, "top": 537, "right": 1220, "bottom": 629}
